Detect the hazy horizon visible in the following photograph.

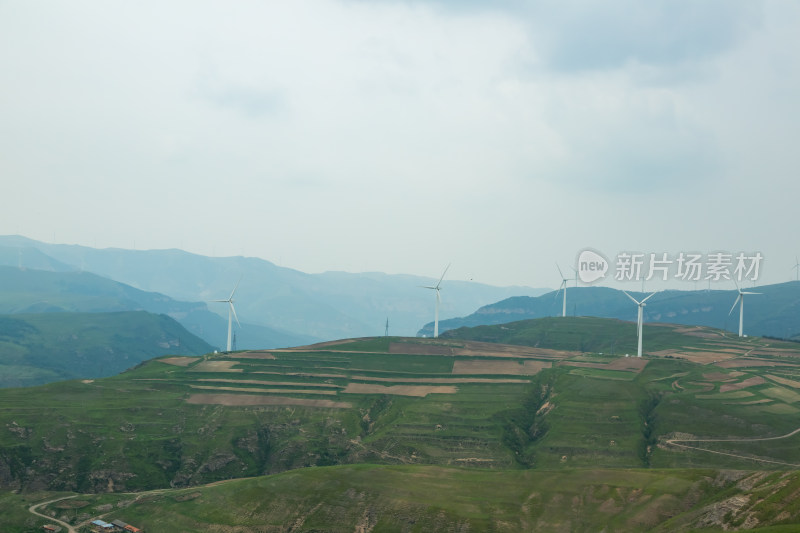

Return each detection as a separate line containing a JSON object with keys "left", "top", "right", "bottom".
{"left": 2, "top": 1, "right": 798, "bottom": 289}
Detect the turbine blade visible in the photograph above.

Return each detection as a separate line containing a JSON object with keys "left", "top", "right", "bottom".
{"left": 229, "top": 277, "right": 242, "bottom": 300}
{"left": 741, "top": 291, "right": 761, "bottom": 295}
{"left": 230, "top": 302, "right": 241, "bottom": 328}
{"left": 622, "top": 290, "right": 640, "bottom": 305}
{"left": 436, "top": 288, "right": 441, "bottom": 304}
{"left": 641, "top": 291, "right": 658, "bottom": 304}
{"left": 436, "top": 263, "right": 451, "bottom": 289}
{"left": 556, "top": 263, "right": 564, "bottom": 279}
{"left": 729, "top": 295, "right": 741, "bottom": 316}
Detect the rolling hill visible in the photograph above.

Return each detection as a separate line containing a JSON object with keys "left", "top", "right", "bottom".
{"left": 0, "top": 265, "right": 316, "bottom": 352}
{"left": 5, "top": 319, "right": 800, "bottom": 530}
{"left": 419, "top": 283, "right": 800, "bottom": 340}
{"left": 0, "top": 311, "right": 213, "bottom": 388}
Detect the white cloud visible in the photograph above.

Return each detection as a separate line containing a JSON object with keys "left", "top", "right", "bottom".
{"left": 0, "top": 0, "right": 798, "bottom": 288}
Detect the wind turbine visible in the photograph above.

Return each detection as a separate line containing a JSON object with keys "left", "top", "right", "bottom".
{"left": 729, "top": 280, "right": 760, "bottom": 337}
{"left": 422, "top": 264, "right": 450, "bottom": 338}
{"left": 212, "top": 279, "right": 241, "bottom": 352}
{"left": 555, "top": 264, "right": 570, "bottom": 317}
{"left": 793, "top": 257, "right": 800, "bottom": 282}
{"left": 622, "top": 291, "right": 657, "bottom": 357}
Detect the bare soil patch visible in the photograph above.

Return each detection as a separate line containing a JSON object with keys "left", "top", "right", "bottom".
{"left": 276, "top": 339, "right": 355, "bottom": 351}
{"left": 720, "top": 376, "right": 767, "bottom": 393}
{"left": 766, "top": 374, "right": 800, "bottom": 389}
{"left": 697, "top": 390, "right": 754, "bottom": 400}
{"left": 342, "top": 383, "right": 457, "bottom": 397}
{"left": 717, "top": 359, "right": 798, "bottom": 369}
{"left": 230, "top": 352, "right": 276, "bottom": 360}
{"left": 703, "top": 371, "right": 745, "bottom": 381}
{"left": 749, "top": 347, "right": 800, "bottom": 357}
{"left": 561, "top": 357, "right": 648, "bottom": 373}
{"left": 389, "top": 340, "right": 577, "bottom": 359}
{"left": 186, "top": 393, "right": 351, "bottom": 408}
{"left": 351, "top": 375, "right": 529, "bottom": 384}
{"left": 197, "top": 378, "right": 340, "bottom": 388}
{"left": 451, "top": 359, "right": 550, "bottom": 375}
{"left": 190, "top": 385, "right": 338, "bottom": 395}
{"left": 159, "top": 357, "right": 199, "bottom": 367}
{"left": 676, "top": 351, "right": 743, "bottom": 365}
{"left": 191, "top": 360, "right": 242, "bottom": 372}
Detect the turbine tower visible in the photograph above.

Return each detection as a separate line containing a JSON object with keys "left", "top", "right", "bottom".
{"left": 729, "top": 280, "right": 760, "bottom": 337}
{"left": 422, "top": 264, "right": 450, "bottom": 338}
{"left": 212, "top": 279, "right": 241, "bottom": 352}
{"left": 623, "top": 291, "right": 657, "bottom": 357}
{"left": 555, "top": 264, "right": 570, "bottom": 317}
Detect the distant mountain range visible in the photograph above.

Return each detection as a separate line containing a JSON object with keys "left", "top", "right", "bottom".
{"left": 0, "top": 235, "right": 547, "bottom": 344}
{"left": 419, "top": 283, "right": 800, "bottom": 340}
{"left": 0, "top": 265, "right": 313, "bottom": 351}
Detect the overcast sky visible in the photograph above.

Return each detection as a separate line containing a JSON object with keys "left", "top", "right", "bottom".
{"left": 2, "top": 1, "right": 799, "bottom": 289}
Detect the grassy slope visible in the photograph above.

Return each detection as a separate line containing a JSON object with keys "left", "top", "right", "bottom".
{"left": 5, "top": 320, "right": 800, "bottom": 530}
{"left": 9, "top": 466, "right": 800, "bottom": 533}
{"left": 441, "top": 315, "right": 730, "bottom": 354}
{"left": 0, "top": 311, "right": 213, "bottom": 387}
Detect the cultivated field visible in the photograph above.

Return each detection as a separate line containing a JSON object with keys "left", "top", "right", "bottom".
{"left": 6, "top": 318, "right": 800, "bottom": 531}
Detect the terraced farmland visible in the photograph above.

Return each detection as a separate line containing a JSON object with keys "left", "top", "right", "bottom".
{"left": 6, "top": 318, "right": 800, "bottom": 531}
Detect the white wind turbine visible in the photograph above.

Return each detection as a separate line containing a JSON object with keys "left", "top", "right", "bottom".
{"left": 422, "top": 264, "right": 450, "bottom": 338}
{"left": 793, "top": 257, "right": 800, "bottom": 282}
{"left": 729, "top": 279, "right": 760, "bottom": 337}
{"left": 212, "top": 279, "right": 241, "bottom": 352}
{"left": 623, "top": 291, "right": 657, "bottom": 357}
{"left": 555, "top": 264, "right": 570, "bottom": 317}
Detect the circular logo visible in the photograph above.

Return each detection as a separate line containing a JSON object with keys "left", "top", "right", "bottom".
{"left": 577, "top": 249, "right": 609, "bottom": 284}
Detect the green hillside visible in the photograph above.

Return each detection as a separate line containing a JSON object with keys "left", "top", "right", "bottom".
{"left": 420, "top": 283, "right": 800, "bottom": 340}
{"left": 0, "top": 265, "right": 317, "bottom": 351}
{"left": 4, "top": 321, "right": 800, "bottom": 530}
{"left": 441, "top": 315, "right": 747, "bottom": 355}
{"left": 0, "top": 311, "right": 213, "bottom": 387}
{"left": 11, "top": 465, "right": 800, "bottom": 533}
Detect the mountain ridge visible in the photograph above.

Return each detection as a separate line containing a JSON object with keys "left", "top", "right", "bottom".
{"left": 420, "top": 283, "right": 800, "bottom": 340}
{"left": 0, "top": 235, "right": 548, "bottom": 340}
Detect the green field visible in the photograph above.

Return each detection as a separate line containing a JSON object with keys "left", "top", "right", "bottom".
{"left": 4, "top": 317, "right": 800, "bottom": 531}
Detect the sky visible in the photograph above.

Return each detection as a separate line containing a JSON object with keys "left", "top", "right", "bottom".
{"left": 2, "top": 0, "right": 799, "bottom": 290}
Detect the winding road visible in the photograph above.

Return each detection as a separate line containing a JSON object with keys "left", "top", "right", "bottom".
{"left": 28, "top": 495, "right": 78, "bottom": 533}
{"left": 665, "top": 426, "right": 800, "bottom": 467}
